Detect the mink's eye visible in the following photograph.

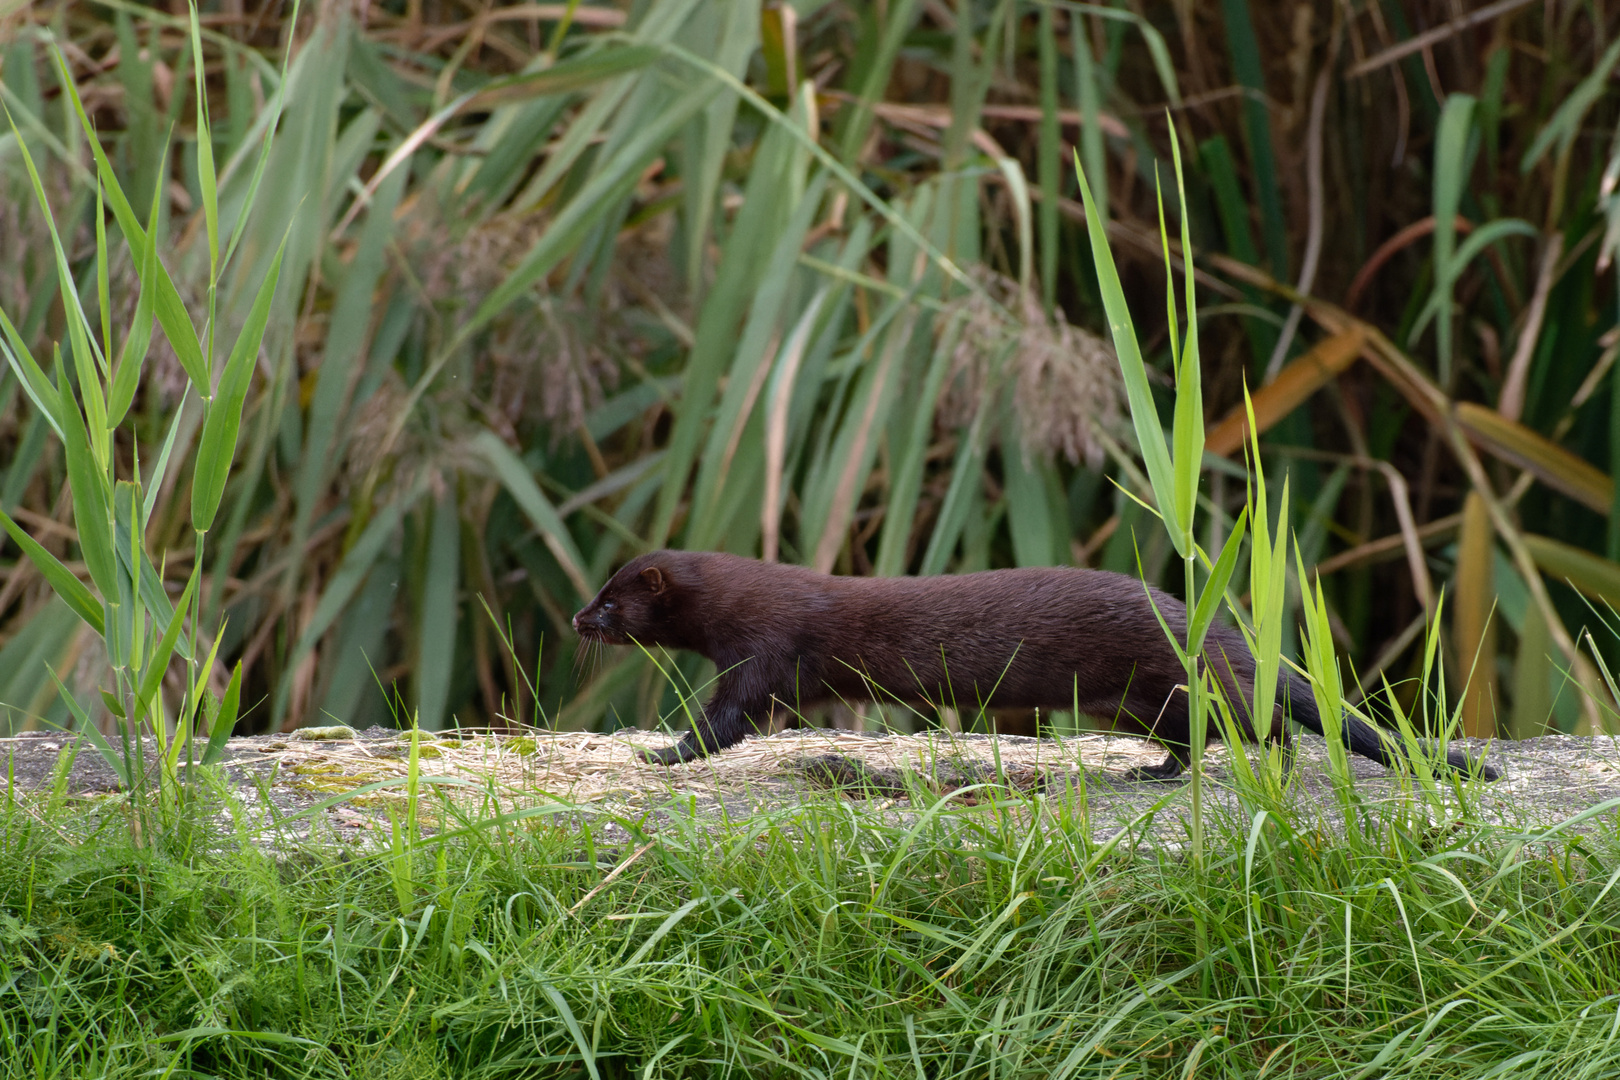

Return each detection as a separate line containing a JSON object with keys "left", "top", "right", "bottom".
{"left": 601, "top": 600, "right": 617, "bottom": 611}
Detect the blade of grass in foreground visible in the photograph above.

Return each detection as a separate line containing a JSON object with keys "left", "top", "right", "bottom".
{"left": 1073, "top": 149, "right": 1181, "bottom": 549}
{"left": 192, "top": 234, "right": 286, "bottom": 534}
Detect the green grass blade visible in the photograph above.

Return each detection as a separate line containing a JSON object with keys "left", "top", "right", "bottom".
{"left": 179, "top": 603, "right": 228, "bottom": 755}
{"left": 1138, "top": 22, "right": 1181, "bottom": 104}
{"left": 650, "top": 116, "right": 809, "bottom": 548}
{"left": 540, "top": 984, "right": 600, "bottom": 1080}
{"left": 110, "top": 480, "right": 138, "bottom": 678}
{"left": 291, "top": 166, "right": 404, "bottom": 561}
{"left": 0, "top": 409, "right": 49, "bottom": 515}
{"left": 94, "top": 180, "right": 110, "bottom": 360}
{"left": 417, "top": 493, "right": 461, "bottom": 732}
{"left": 1240, "top": 387, "right": 1290, "bottom": 745}
{"left": 6, "top": 105, "right": 110, "bottom": 470}
{"left": 470, "top": 81, "right": 718, "bottom": 339}
{"left": 1073, "top": 10, "right": 1106, "bottom": 225}
{"left": 685, "top": 169, "right": 828, "bottom": 550}
{"left": 997, "top": 156, "right": 1034, "bottom": 296}
{"left": 0, "top": 597, "right": 81, "bottom": 735}
{"left": 1189, "top": 507, "right": 1248, "bottom": 653}
{"left": 1001, "top": 421, "right": 1066, "bottom": 568}
{"left": 470, "top": 432, "right": 591, "bottom": 601}
{"left": 201, "top": 660, "right": 241, "bottom": 765}
{"left": 1073, "top": 149, "right": 1181, "bottom": 548}
{"left": 51, "top": 350, "right": 116, "bottom": 601}
{"left": 1037, "top": 4, "right": 1060, "bottom": 312}
{"left": 221, "top": 0, "right": 301, "bottom": 273}
{"left": 1218, "top": 0, "right": 1288, "bottom": 277}
{"left": 1409, "top": 217, "right": 1536, "bottom": 348}
{"left": 108, "top": 146, "right": 168, "bottom": 429}
{"left": 106, "top": 523, "right": 192, "bottom": 663}
{"left": 3, "top": 104, "right": 107, "bottom": 391}
{"left": 44, "top": 665, "right": 130, "bottom": 790}
{"left": 1294, "top": 546, "right": 1350, "bottom": 785}
{"left": 135, "top": 563, "right": 199, "bottom": 715}
{"left": 188, "top": 1, "right": 219, "bottom": 280}
{"left": 1166, "top": 138, "right": 1203, "bottom": 552}
{"left": 506, "top": 70, "right": 643, "bottom": 216}
{"left": 919, "top": 396, "right": 995, "bottom": 576}
{"left": 1199, "top": 136, "right": 1260, "bottom": 265}
{"left": 805, "top": 310, "right": 916, "bottom": 572}
{"left": 273, "top": 477, "right": 429, "bottom": 728}
{"left": 834, "top": 0, "right": 921, "bottom": 163}
{"left": 1428, "top": 94, "right": 1476, "bottom": 385}
{"left": 192, "top": 233, "right": 286, "bottom": 533}
{"left": 0, "top": 305, "right": 63, "bottom": 439}
{"left": 875, "top": 316, "right": 961, "bottom": 577}
{"left": 142, "top": 389, "right": 188, "bottom": 525}
{"left": 676, "top": 2, "right": 757, "bottom": 294}
{"left": 1511, "top": 598, "right": 1554, "bottom": 737}
{"left": 314, "top": 557, "right": 398, "bottom": 729}
{"left": 1521, "top": 37, "right": 1620, "bottom": 173}
{"left": 354, "top": 43, "right": 666, "bottom": 236}
{"left": 52, "top": 49, "right": 207, "bottom": 389}
{"left": 0, "top": 506, "right": 104, "bottom": 635}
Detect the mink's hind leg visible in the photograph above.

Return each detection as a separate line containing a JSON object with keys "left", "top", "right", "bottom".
{"left": 1125, "top": 748, "right": 1187, "bottom": 782}
{"left": 1118, "top": 685, "right": 1193, "bottom": 782}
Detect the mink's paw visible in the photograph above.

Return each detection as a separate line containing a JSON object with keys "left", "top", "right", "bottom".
{"left": 1125, "top": 757, "right": 1187, "bottom": 783}
{"left": 639, "top": 742, "right": 699, "bottom": 767}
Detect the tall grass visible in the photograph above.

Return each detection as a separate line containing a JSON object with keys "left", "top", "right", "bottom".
{"left": 0, "top": 1, "right": 1616, "bottom": 750}
{"left": 3, "top": 756, "right": 1618, "bottom": 1077}
{"left": 0, "top": 3, "right": 301, "bottom": 835}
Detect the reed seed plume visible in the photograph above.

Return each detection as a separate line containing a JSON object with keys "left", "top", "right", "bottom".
{"left": 940, "top": 270, "right": 1123, "bottom": 470}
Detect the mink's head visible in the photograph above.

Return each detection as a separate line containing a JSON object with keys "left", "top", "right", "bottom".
{"left": 572, "top": 552, "right": 686, "bottom": 647}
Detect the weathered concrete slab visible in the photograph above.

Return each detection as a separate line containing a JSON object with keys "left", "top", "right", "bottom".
{"left": 3, "top": 727, "right": 1616, "bottom": 845}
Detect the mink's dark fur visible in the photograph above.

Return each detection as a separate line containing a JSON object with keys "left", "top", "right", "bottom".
{"left": 572, "top": 550, "right": 1497, "bottom": 780}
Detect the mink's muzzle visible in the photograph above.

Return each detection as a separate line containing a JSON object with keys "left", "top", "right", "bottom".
{"left": 572, "top": 603, "right": 626, "bottom": 642}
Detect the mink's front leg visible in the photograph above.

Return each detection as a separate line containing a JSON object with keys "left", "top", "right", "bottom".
{"left": 640, "top": 664, "right": 778, "bottom": 766}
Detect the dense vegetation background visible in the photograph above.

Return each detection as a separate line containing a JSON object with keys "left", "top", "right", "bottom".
{"left": 1, "top": 0, "right": 1617, "bottom": 743}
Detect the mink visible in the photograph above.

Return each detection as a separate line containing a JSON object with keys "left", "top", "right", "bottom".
{"left": 572, "top": 550, "right": 1498, "bottom": 781}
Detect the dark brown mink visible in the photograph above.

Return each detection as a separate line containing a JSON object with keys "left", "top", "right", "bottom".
{"left": 572, "top": 550, "right": 1498, "bottom": 781}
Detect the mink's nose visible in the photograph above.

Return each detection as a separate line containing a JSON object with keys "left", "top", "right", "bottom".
{"left": 572, "top": 610, "right": 585, "bottom": 632}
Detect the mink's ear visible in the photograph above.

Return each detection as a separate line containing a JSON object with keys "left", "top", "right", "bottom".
{"left": 640, "top": 566, "right": 666, "bottom": 594}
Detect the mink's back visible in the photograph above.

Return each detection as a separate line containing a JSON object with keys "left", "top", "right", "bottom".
{"left": 657, "top": 552, "right": 1245, "bottom": 718}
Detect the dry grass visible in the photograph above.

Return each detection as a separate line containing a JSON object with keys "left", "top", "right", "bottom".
{"left": 251, "top": 727, "right": 1178, "bottom": 814}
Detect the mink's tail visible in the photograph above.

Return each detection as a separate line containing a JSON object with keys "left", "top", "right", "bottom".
{"left": 1283, "top": 672, "right": 1499, "bottom": 781}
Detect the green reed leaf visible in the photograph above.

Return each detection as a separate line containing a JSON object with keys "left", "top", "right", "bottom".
{"left": 107, "top": 159, "right": 165, "bottom": 428}
{"left": 136, "top": 562, "right": 199, "bottom": 716}
{"left": 188, "top": 2, "right": 219, "bottom": 280}
{"left": 0, "top": 304, "right": 62, "bottom": 440}
{"left": 470, "top": 432, "right": 591, "bottom": 600}
{"left": 7, "top": 102, "right": 111, "bottom": 470}
{"left": 1074, "top": 149, "right": 1181, "bottom": 548}
{"left": 1189, "top": 507, "right": 1248, "bottom": 656}
{"left": 1167, "top": 136, "right": 1203, "bottom": 552}
{"left": 1428, "top": 93, "right": 1476, "bottom": 385}
{"left": 0, "top": 506, "right": 104, "bottom": 636}
{"left": 143, "top": 388, "right": 188, "bottom": 525}
{"left": 273, "top": 477, "right": 429, "bottom": 729}
{"left": 52, "top": 49, "right": 208, "bottom": 390}
{"left": 53, "top": 350, "right": 116, "bottom": 602}
{"left": 202, "top": 660, "right": 242, "bottom": 765}
{"left": 45, "top": 665, "right": 130, "bottom": 791}
{"left": 95, "top": 181, "right": 110, "bottom": 360}
{"left": 192, "top": 233, "right": 285, "bottom": 533}
{"left": 417, "top": 492, "right": 461, "bottom": 732}
{"left": 1521, "top": 37, "right": 1620, "bottom": 173}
